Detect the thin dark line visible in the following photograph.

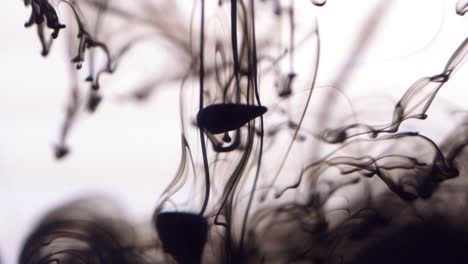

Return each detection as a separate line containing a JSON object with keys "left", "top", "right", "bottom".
{"left": 199, "top": 0, "right": 210, "bottom": 216}
{"left": 231, "top": 0, "right": 241, "bottom": 102}
{"left": 239, "top": 0, "right": 264, "bottom": 254}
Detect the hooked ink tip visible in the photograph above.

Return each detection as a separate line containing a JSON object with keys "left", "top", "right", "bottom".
{"left": 54, "top": 145, "right": 69, "bottom": 160}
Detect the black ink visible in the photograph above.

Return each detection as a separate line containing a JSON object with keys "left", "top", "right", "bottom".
{"left": 197, "top": 103, "right": 267, "bottom": 134}
{"left": 156, "top": 212, "right": 208, "bottom": 264}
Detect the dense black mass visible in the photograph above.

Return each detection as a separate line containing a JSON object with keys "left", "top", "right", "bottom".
{"left": 156, "top": 212, "right": 208, "bottom": 264}
{"left": 352, "top": 219, "right": 468, "bottom": 264}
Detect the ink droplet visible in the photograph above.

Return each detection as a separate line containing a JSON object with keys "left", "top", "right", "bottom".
{"left": 223, "top": 132, "right": 232, "bottom": 143}
{"left": 197, "top": 103, "right": 268, "bottom": 134}
{"left": 87, "top": 91, "right": 102, "bottom": 112}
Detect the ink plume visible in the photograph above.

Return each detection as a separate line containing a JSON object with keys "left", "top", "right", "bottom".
{"left": 11, "top": 0, "right": 468, "bottom": 263}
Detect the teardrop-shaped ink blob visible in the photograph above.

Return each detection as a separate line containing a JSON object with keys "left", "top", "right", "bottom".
{"left": 196, "top": 103, "right": 268, "bottom": 134}
{"left": 156, "top": 212, "right": 208, "bottom": 264}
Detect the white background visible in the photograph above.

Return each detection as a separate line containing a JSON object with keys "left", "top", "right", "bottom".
{"left": 1, "top": 0, "right": 466, "bottom": 263}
